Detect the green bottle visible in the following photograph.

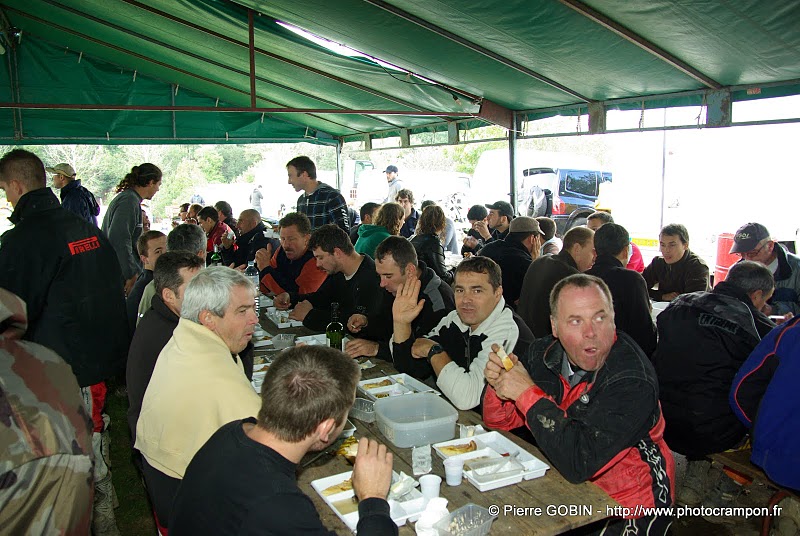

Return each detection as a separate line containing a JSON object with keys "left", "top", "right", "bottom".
{"left": 210, "top": 244, "right": 222, "bottom": 266}
{"left": 326, "top": 302, "right": 344, "bottom": 350}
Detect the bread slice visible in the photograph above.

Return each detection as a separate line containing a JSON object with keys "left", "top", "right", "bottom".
{"left": 497, "top": 346, "right": 514, "bottom": 371}
{"left": 439, "top": 440, "right": 478, "bottom": 456}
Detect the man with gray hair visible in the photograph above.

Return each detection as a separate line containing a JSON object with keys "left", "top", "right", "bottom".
{"left": 135, "top": 266, "right": 261, "bottom": 530}
{"left": 653, "top": 261, "right": 776, "bottom": 508}
{"left": 137, "top": 223, "right": 207, "bottom": 322}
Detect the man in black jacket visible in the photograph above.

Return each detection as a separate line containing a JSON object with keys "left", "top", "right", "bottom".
{"left": 127, "top": 251, "right": 204, "bottom": 444}
{"left": 518, "top": 226, "right": 595, "bottom": 337}
{"left": 586, "top": 223, "right": 657, "bottom": 356}
{"left": 478, "top": 216, "right": 543, "bottom": 308}
{"left": 170, "top": 346, "right": 397, "bottom": 535}
{"left": 484, "top": 275, "right": 674, "bottom": 535}
{"left": 288, "top": 225, "right": 385, "bottom": 333}
{"left": 653, "top": 260, "right": 775, "bottom": 506}
{"left": 345, "top": 236, "right": 456, "bottom": 361}
{"left": 221, "top": 209, "right": 275, "bottom": 268}
{"left": 0, "top": 149, "right": 130, "bottom": 535}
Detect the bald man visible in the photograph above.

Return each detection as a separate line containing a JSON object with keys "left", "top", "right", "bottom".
{"left": 221, "top": 209, "right": 277, "bottom": 268}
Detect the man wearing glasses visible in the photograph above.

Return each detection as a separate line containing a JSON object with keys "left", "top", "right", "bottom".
{"left": 730, "top": 222, "right": 800, "bottom": 317}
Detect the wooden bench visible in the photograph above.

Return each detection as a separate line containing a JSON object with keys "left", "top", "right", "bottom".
{"left": 710, "top": 449, "right": 798, "bottom": 536}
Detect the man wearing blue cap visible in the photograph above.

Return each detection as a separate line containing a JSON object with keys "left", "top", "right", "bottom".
{"left": 730, "top": 222, "right": 800, "bottom": 316}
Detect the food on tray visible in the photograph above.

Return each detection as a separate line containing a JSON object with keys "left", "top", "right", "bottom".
{"left": 253, "top": 365, "right": 270, "bottom": 373}
{"left": 439, "top": 440, "right": 478, "bottom": 456}
{"left": 497, "top": 346, "right": 513, "bottom": 371}
{"left": 332, "top": 496, "right": 359, "bottom": 515}
{"left": 322, "top": 478, "right": 353, "bottom": 496}
{"left": 363, "top": 379, "right": 393, "bottom": 389}
{"left": 374, "top": 392, "right": 391, "bottom": 398}
{"left": 337, "top": 436, "right": 359, "bottom": 464}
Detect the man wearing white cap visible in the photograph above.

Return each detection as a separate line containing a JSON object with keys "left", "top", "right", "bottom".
{"left": 46, "top": 162, "right": 100, "bottom": 226}
{"left": 730, "top": 222, "right": 800, "bottom": 316}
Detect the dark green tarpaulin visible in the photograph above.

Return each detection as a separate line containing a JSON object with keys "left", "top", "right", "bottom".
{"left": 0, "top": 0, "right": 798, "bottom": 144}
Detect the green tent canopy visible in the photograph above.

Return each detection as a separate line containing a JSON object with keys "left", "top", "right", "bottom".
{"left": 1, "top": 0, "right": 798, "bottom": 144}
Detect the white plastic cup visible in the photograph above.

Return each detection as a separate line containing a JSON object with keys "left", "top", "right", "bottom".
{"left": 443, "top": 458, "right": 464, "bottom": 486}
{"left": 419, "top": 474, "right": 442, "bottom": 504}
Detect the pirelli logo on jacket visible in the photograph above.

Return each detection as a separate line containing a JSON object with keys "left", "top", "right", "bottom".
{"left": 68, "top": 236, "right": 101, "bottom": 256}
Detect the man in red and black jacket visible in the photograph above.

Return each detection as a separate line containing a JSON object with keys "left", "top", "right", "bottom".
{"left": 484, "top": 274, "right": 674, "bottom": 535}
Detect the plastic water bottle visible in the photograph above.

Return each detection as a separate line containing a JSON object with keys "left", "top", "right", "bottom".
{"left": 245, "top": 261, "right": 260, "bottom": 317}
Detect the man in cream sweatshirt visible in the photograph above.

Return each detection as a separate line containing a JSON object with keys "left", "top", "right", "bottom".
{"left": 135, "top": 267, "right": 261, "bottom": 529}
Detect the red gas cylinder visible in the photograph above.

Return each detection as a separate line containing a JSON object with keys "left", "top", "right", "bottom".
{"left": 715, "top": 233, "right": 739, "bottom": 286}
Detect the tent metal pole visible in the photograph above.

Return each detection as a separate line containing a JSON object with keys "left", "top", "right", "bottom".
{"left": 248, "top": 9, "right": 257, "bottom": 109}
{"left": 0, "top": 102, "right": 473, "bottom": 116}
{"left": 509, "top": 111, "right": 518, "bottom": 209}
{"left": 335, "top": 140, "right": 343, "bottom": 191}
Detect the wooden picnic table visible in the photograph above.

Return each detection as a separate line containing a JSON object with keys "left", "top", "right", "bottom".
{"left": 256, "top": 312, "right": 618, "bottom": 535}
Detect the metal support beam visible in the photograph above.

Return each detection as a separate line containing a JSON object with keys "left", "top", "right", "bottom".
{"left": 247, "top": 9, "right": 256, "bottom": 109}
{"left": 447, "top": 122, "right": 459, "bottom": 145}
{"left": 171, "top": 84, "right": 177, "bottom": 138}
{"left": 399, "top": 129, "right": 410, "bottom": 148}
{"left": 558, "top": 0, "right": 721, "bottom": 89}
{"left": 477, "top": 99, "right": 513, "bottom": 130}
{"left": 588, "top": 102, "right": 606, "bottom": 134}
{"left": 705, "top": 90, "right": 732, "bottom": 127}
{"left": 335, "top": 140, "right": 343, "bottom": 190}
{"left": 509, "top": 112, "right": 518, "bottom": 209}
{"left": 0, "top": 102, "right": 473, "bottom": 116}
{"left": 363, "top": 0, "right": 590, "bottom": 103}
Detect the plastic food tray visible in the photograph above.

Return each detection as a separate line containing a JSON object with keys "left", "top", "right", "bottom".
{"left": 433, "top": 503, "right": 495, "bottom": 536}
{"left": 348, "top": 398, "right": 375, "bottom": 423}
{"left": 358, "top": 374, "right": 438, "bottom": 401}
{"left": 433, "top": 431, "right": 549, "bottom": 489}
{"left": 311, "top": 471, "right": 424, "bottom": 532}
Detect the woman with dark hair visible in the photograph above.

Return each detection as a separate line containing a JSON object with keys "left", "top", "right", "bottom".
{"left": 354, "top": 202, "right": 404, "bottom": 258}
{"left": 101, "top": 163, "right": 163, "bottom": 294}
{"left": 411, "top": 205, "right": 454, "bottom": 285}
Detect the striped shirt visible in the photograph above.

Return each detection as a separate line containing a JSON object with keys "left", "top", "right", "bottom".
{"left": 296, "top": 182, "right": 350, "bottom": 232}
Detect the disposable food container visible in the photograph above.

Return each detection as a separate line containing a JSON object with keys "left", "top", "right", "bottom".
{"left": 433, "top": 503, "right": 495, "bottom": 536}
{"left": 374, "top": 392, "right": 457, "bottom": 448}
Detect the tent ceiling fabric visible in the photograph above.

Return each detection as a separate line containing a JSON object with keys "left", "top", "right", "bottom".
{"left": 1, "top": 0, "right": 798, "bottom": 144}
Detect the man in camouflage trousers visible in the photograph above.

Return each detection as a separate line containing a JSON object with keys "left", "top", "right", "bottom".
{"left": 0, "top": 288, "right": 94, "bottom": 533}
